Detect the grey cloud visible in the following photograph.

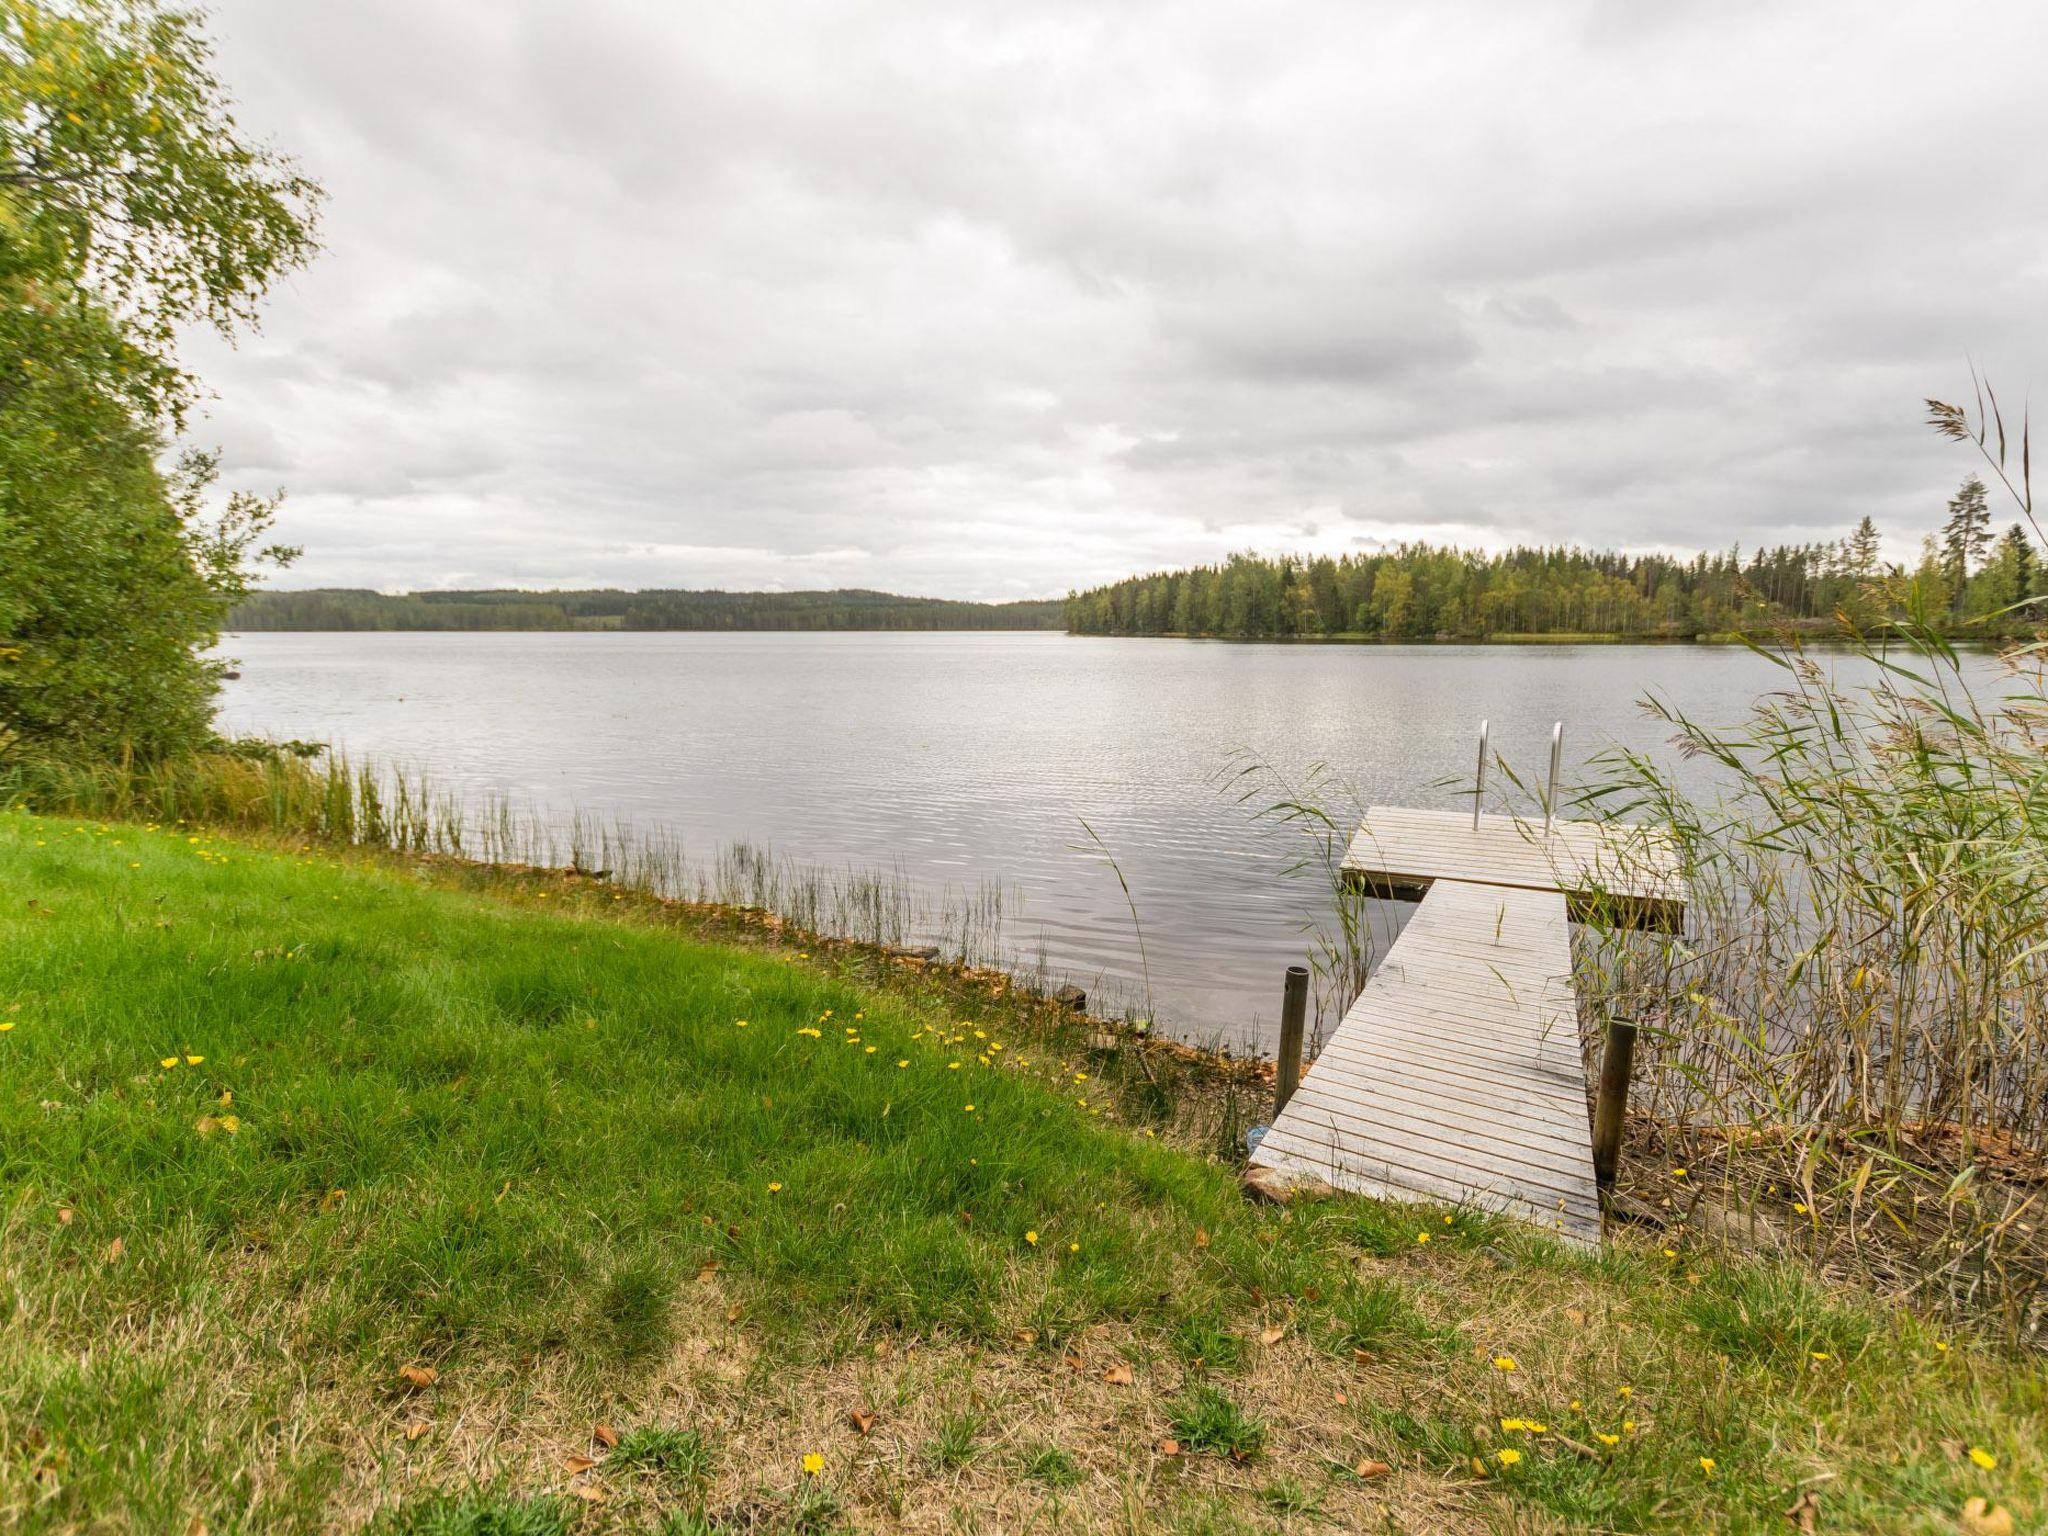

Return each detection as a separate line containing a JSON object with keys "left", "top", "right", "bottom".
{"left": 179, "top": 0, "right": 2048, "bottom": 595}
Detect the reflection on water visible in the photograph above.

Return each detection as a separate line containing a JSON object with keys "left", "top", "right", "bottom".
{"left": 214, "top": 631, "right": 1825, "bottom": 1052}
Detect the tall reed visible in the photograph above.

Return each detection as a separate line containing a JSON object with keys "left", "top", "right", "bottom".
{"left": 0, "top": 750, "right": 1019, "bottom": 972}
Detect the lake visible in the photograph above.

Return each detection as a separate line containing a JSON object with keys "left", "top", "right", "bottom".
{"left": 215, "top": 631, "right": 1805, "bottom": 1052}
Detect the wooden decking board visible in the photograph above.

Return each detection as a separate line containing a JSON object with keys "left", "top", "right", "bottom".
{"left": 1254, "top": 1134, "right": 1598, "bottom": 1231}
{"left": 1287, "top": 1068, "right": 1592, "bottom": 1154}
{"left": 1343, "top": 805, "right": 1688, "bottom": 914}
{"left": 1309, "top": 1032, "right": 1582, "bottom": 1098}
{"left": 1269, "top": 1097, "right": 1605, "bottom": 1187}
{"left": 1250, "top": 876, "right": 1605, "bottom": 1246}
{"left": 1259, "top": 1107, "right": 1602, "bottom": 1215}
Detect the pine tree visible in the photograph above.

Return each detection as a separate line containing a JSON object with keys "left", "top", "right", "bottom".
{"left": 1847, "top": 516, "right": 1882, "bottom": 577}
{"left": 1941, "top": 478, "right": 1992, "bottom": 580}
{"left": 1998, "top": 523, "right": 2036, "bottom": 602}
{"left": 1940, "top": 478, "right": 1993, "bottom": 616}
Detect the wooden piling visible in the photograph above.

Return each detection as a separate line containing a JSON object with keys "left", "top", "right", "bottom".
{"left": 1275, "top": 964, "right": 1309, "bottom": 1117}
{"left": 1591, "top": 1016, "right": 1638, "bottom": 1191}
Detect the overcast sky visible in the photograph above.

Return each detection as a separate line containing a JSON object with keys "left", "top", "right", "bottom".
{"left": 184, "top": 1, "right": 2048, "bottom": 600}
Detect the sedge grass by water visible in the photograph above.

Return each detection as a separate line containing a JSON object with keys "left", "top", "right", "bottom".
{"left": 1, "top": 810, "right": 2042, "bottom": 1534}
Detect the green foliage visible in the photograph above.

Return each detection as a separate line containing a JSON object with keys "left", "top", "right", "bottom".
{"left": 1, "top": 0, "right": 318, "bottom": 767}
{"left": 1321, "top": 1277, "right": 1435, "bottom": 1356}
{"left": 610, "top": 1426, "right": 714, "bottom": 1483}
{"left": 1022, "top": 1445, "right": 1083, "bottom": 1487}
{"left": 229, "top": 586, "right": 1066, "bottom": 632}
{"left": 367, "top": 1493, "right": 571, "bottom": 1536}
{"left": 1064, "top": 524, "right": 2045, "bottom": 642}
{"left": 1165, "top": 1386, "right": 1265, "bottom": 1460}
{"left": 1169, "top": 1315, "right": 1247, "bottom": 1372}
{"left": 925, "top": 1410, "right": 984, "bottom": 1469}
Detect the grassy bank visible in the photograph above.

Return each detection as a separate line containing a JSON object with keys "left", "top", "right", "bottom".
{"left": 0, "top": 811, "right": 2041, "bottom": 1534}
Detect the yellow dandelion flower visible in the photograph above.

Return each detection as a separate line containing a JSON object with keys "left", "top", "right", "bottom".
{"left": 1968, "top": 1447, "right": 1998, "bottom": 1470}
{"left": 768, "top": 1182, "right": 782, "bottom": 1192}
{"left": 1069, "top": 1242, "right": 1079, "bottom": 1252}
{"left": 219, "top": 1115, "right": 240, "bottom": 1134}
{"left": 963, "top": 1104, "right": 975, "bottom": 1113}
{"left": 1617, "top": 1385, "right": 1632, "bottom": 1398}
{"left": 1025, "top": 1231, "right": 1039, "bottom": 1245}
{"left": 802, "top": 1452, "right": 823, "bottom": 1475}
{"left": 948, "top": 1061, "right": 961, "bottom": 1070}
{"left": 185, "top": 1055, "right": 203, "bottom": 1065}
{"left": 1934, "top": 1340, "right": 1949, "bottom": 1353}
{"left": 1492, "top": 1356, "right": 1517, "bottom": 1372}
{"left": 160, "top": 1057, "right": 179, "bottom": 1069}
{"left": 1698, "top": 1457, "right": 1716, "bottom": 1474}
{"left": 1596, "top": 1432, "right": 1620, "bottom": 1447}
{"left": 865, "top": 1046, "right": 876, "bottom": 1054}
{"left": 0, "top": 1021, "right": 13, "bottom": 1033}
{"left": 1810, "top": 1351, "right": 1830, "bottom": 1361}
{"left": 1415, "top": 1232, "right": 1431, "bottom": 1244}
{"left": 735, "top": 1019, "right": 749, "bottom": 1027}
{"left": 896, "top": 1059, "right": 909, "bottom": 1068}
{"left": 1793, "top": 1201, "right": 1810, "bottom": 1215}
{"left": 1496, "top": 1448, "right": 1521, "bottom": 1467}
{"left": 1672, "top": 1168, "right": 1687, "bottom": 1179}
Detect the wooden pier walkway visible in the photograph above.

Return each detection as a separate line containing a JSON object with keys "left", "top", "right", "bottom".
{"left": 1247, "top": 807, "right": 1685, "bottom": 1247}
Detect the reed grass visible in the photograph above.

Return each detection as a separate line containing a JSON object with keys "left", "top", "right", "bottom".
{"left": 0, "top": 748, "right": 1018, "bottom": 974}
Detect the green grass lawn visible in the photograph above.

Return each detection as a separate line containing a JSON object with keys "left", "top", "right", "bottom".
{"left": 0, "top": 809, "right": 2039, "bottom": 1534}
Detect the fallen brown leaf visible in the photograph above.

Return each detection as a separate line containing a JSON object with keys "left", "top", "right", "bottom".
{"left": 1101, "top": 1362, "right": 1135, "bottom": 1386}
{"left": 848, "top": 1409, "right": 876, "bottom": 1436}
{"left": 1011, "top": 1328, "right": 1038, "bottom": 1346}
{"left": 568, "top": 1485, "right": 606, "bottom": 1504}
{"left": 56, "top": 1208, "right": 74, "bottom": 1226}
{"left": 592, "top": 1424, "right": 619, "bottom": 1449}
{"left": 563, "top": 1455, "right": 598, "bottom": 1475}
{"left": 404, "top": 1420, "right": 432, "bottom": 1442}
{"left": 1351, "top": 1348, "right": 1374, "bottom": 1365}
{"left": 1193, "top": 1227, "right": 1210, "bottom": 1249}
{"left": 726, "top": 1303, "right": 744, "bottom": 1323}
{"left": 1062, "top": 1352, "right": 1087, "bottom": 1373}
{"left": 1259, "top": 1324, "right": 1286, "bottom": 1346}
{"left": 398, "top": 1364, "right": 438, "bottom": 1390}
{"left": 696, "top": 1260, "right": 721, "bottom": 1283}
{"left": 1961, "top": 1498, "right": 2015, "bottom": 1536}
{"left": 1157, "top": 1438, "right": 1181, "bottom": 1457}
{"left": 1564, "top": 1307, "right": 1587, "bottom": 1326}
{"left": 1355, "top": 1459, "right": 1392, "bottom": 1481}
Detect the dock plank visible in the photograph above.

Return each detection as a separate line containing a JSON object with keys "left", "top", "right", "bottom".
{"left": 1343, "top": 805, "right": 1687, "bottom": 916}
{"left": 1249, "top": 877, "right": 1603, "bottom": 1246}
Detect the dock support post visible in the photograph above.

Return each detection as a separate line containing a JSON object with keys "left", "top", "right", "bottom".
{"left": 1472, "top": 719, "right": 1490, "bottom": 830}
{"left": 1544, "top": 721, "right": 1564, "bottom": 836}
{"left": 1275, "top": 964, "right": 1309, "bottom": 1116}
{"left": 1591, "top": 1016, "right": 1638, "bottom": 1191}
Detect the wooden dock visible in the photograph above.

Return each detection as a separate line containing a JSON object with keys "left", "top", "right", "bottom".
{"left": 1247, "top": 807, "right": 1685, "bottom": 1247}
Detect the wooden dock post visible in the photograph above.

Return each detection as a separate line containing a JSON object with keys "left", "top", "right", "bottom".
{"left": 1590, "top": 1016, "right": 1638, "bottom": 1191}
{"left": 1274, "top": 964, "right": 1309, "bottom": 1116}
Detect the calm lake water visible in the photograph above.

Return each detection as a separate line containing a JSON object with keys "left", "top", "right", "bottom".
{"left": 215, "top": 631, "right": 1811, "bottom": 1051}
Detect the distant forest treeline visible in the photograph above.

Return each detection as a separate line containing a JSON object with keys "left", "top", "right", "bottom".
{"left": 230, "top": 588, "right": 1067, "bottom": 632}
{"left": 1065, "top": 495, "right": 2045, "bottom": 641}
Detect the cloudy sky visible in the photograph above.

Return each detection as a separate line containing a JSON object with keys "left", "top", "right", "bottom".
{"left": 184, "top": 1, "right": 2048, "bottom": 599}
